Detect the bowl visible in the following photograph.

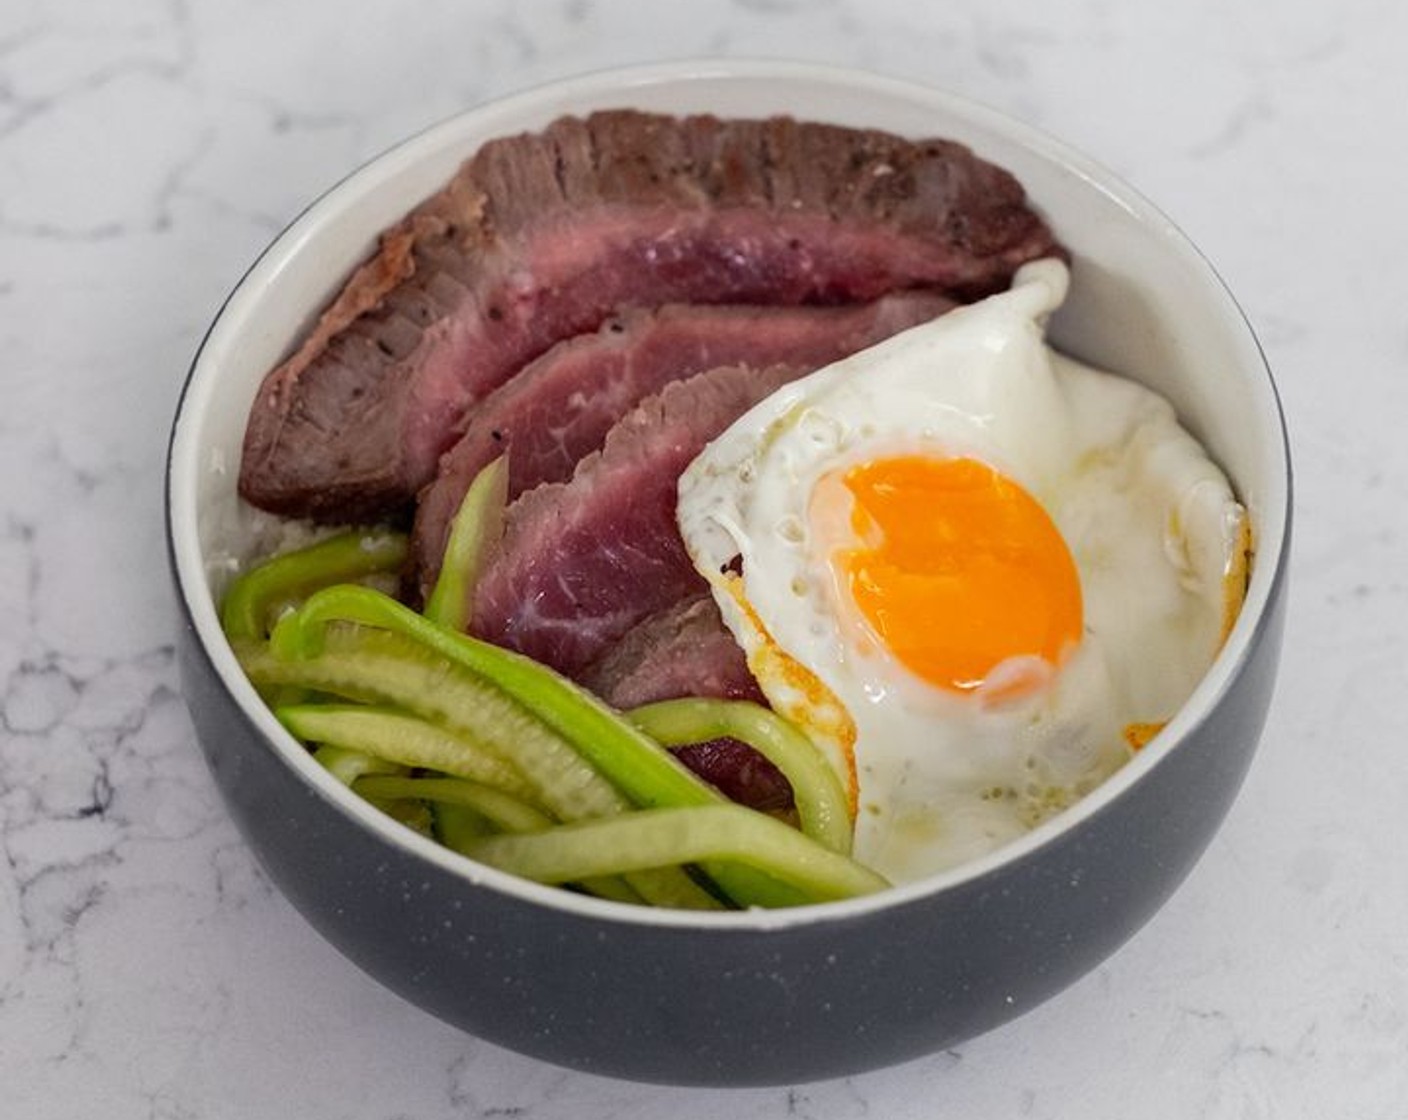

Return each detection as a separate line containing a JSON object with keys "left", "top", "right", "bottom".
{"left": 165, "top": 59, "right": 1291, "bottom": 1086}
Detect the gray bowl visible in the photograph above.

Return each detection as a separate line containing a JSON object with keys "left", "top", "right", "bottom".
{"left": 165, "top": 60, "right": 1291, "bottom": 1086}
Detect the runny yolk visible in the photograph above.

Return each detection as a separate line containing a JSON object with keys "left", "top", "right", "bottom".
{"left": 823, "top": 455, "right": 1083, "bottom": 696}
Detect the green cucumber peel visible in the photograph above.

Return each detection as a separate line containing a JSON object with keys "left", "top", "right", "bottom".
{"left": 272, "top": 586, "right": 720, "bottom": 811}
{"left": 378, "top": 797, "right": 435, "bottom": 835}
{"left": 466, "top": 805, "right": 889, "bottom": 905}
{"left": 611, "top": 866, "right": 726, "bottom": 910}
{"left": 379, "top": 780, "right": 710, "bottom": 909}
{"left": 241, "top": 630, "right": 628, "bottom": 824}
{"left": 268, "top": 586, "right": 812, "bottom": 908}
{"left": 281, "top": 704, "right": 537, "bottom": 801}
{"left": 423, "top": 455, "right": 508, "bottom": 631}
{"left": 221, "top": 529, "right": 408, "bottom": 641}
{"left": 314, "top": 746, "right": 430, "bottom": 833}
{"left": 627, "top": 698, "right": 853, "bottom": 856}
{"left": 314, "top": 744, "right": 405, "bottom": 786}
{"left": 355, "top": 775, "right": 553, "bottom": 834}
{"left": 433, "top": 801, "right": 495, "bottom": 848}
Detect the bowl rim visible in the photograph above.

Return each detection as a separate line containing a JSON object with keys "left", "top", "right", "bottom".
{"left": 166, "top": 56, "right": 1292, "bottom": 932}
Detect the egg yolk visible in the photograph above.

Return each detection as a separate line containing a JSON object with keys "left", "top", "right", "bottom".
{"left": 824, "top": 456, "right": 1083, "bottom": 696}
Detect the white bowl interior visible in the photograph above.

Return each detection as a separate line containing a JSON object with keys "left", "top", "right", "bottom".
{"left": 169, "top": 60, "right": 1289, "bottom": 928}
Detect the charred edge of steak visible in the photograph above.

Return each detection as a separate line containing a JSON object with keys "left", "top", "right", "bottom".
{"left": 469, "top": 111, "right": 1047, "bottom": 262}
{"left": 237, "top": 110, "right": 1063, "bottom": 522}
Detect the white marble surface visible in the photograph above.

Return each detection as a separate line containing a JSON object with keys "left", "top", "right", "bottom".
{"left": 1, "top": 0, "right": 1403, "bottom": 1116}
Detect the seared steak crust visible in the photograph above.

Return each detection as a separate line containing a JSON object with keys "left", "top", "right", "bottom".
{"left": 238, "top": 111, "right": 1061, "bottom": 521}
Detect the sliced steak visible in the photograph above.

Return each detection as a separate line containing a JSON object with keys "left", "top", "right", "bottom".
{"left": 580, "top": 594, "right": 793, "bottom": 815}
{"left": 470, "top": 363, "right": 800, "bottom": 677}
{"left": 239, "top": 110, "right": 1062, "bottom": 522}
{"left": 673, "top": 739, "right": 795, "bottom": 816}
{"left": 409, "top": 291, "right": 955, "bottom": 602}
{"left": 579, "top": 593, "right": 765, "bottom": 710}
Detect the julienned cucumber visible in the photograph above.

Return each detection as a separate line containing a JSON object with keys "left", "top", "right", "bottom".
{"left": 282, "top": 704, "right": 539, "bottom": 801}
{"left": 221, "top": 529, "right": 407, "bottom": 641}
{"left": 356, "top": 775, "right": 555, "bottom": 834}
{"left": 223, "top": 535, "right": 887, "bottom": 908}
{"left": 244, "top": 625, "right": 794, "bottom": 906}
{"left": 241, "top": 629, "right": 630, "bottom": 825}
{"left": 627, "top": 698, "right": 852, "bottom": 855}
{"left": 272, "top": 587, "right": 729, "bottom": 814}
{"left": 268, "top": 592, "right": 818, "bottom": 908}
{"left": 422, "top": 455, "right": 508, "bottom": 631}
{"left": 467, "top": 806, "right": 888, "bottom": 902}
{"left": 355, "top": 776, "right": 717, "bottom": 910}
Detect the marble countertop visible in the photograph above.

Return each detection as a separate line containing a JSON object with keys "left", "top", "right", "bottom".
{"left": 3, "top": 0, "right": 1404, "bottom": 1116}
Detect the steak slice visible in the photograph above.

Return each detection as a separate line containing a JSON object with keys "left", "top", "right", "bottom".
{"left": 579, "top": 593, "right": 765, "bottom": 710}
{"left": 674, "top": 739, "right": 795, "bottom": 816}
{"left": 579, "top": 594, "right": 794, "bottom": 816}
{"left": 239, "top": 110, "right": 1062, "bottom": 522}
{"left": 408, "top": 291, "right": 955, "bottom": 603}
{"left": 470, "top": 363, "right": 800, "bottom": 677}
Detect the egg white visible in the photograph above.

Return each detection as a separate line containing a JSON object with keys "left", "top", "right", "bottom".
{"left": 677, "top": 259, "right": 1249, "bottom": 883}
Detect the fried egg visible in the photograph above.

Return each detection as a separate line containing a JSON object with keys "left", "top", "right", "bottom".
{"left": 676, "top": 259, "right": 1250, "bottom": 883}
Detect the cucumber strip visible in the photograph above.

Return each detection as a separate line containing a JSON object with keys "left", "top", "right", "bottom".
{"left": 221, "top": 530, "right": 408, "bottom": 641}
{"left": 423, "top": 455, "right": 508, "bottom": 631}
{"left": 313, "top": 743, "right": 405, "bottom": 786}
{"left": 281, "top": 704, "right": 537, "bottom": 801}
{"left": 314, "top": 747, "right": 430, "bottom": 833}
{"left": 612, "top": 866, "right": 726, "bottom": 911}
{"left": 246, "top": 640, "right": 742, "bottom": 907}
{"left": 270, "top": 587, "right": 812, "bottom": 908}
{"left": 627, "top": 699, "right": 853, "bottom": 856}
{"left": 274, "top": 587, "right": 722, "bottom": 811}
{"left": 575, "top": 876, "right": 645, "bottom": 906}
{"left": 433, "top": 801, "right": 495, "bottom": 847}
{"left": 356, "top": 776, "right": 552, "bottom": 834}
{"left": 466, "top": 806, "right": 889, "bottom": 905}
{"left": 379, "top": 797, "right": 435, "bottom": 836}
{"left": 380, "top": 779, "right": 707, "bottom": 909}
{"left": 239, "top": 632, "right": 628, "bottom": 825}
